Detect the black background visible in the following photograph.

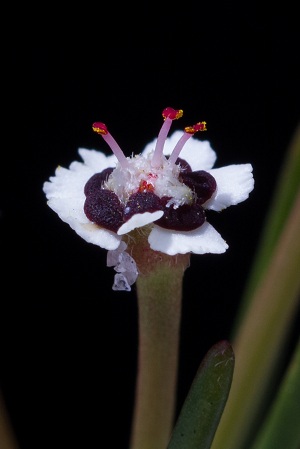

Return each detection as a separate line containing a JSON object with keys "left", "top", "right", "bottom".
{"left": 2, "top": 4, "right": 300, "bottom": 449}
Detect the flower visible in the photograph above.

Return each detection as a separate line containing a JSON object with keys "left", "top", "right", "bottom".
{"left": 43, "top": 107, "right": 254, "bottom": 290}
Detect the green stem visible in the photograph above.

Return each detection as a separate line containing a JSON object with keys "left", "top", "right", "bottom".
{"left": 127, "top": 229, "right": 190, "bottom": 449}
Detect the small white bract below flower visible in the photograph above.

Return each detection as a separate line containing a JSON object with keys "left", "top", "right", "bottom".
{"left": 43, "top": 107, "right": 254, "bottom": 290}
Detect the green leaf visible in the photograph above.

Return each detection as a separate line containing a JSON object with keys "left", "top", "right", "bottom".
{"left": 210, "top": 127, "right": 300, "bottom": 449}
{"left": 250, "top": 335, "right": 300, "bottom": 449}
{"left": 211, "top": 189, "right": 300, "bottom": 449}
{"left": 233, "top": 122, "right": 300, "bottom": 330}
{"left": 167, "top": 340, "right": 234, "bottom": 449}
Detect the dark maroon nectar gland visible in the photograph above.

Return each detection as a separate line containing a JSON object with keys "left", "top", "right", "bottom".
{"left": 155, "top": 197, "right": 207, "bottom": 231}
{"left": 179, "top": 171, "right": 217, "bottom": 204}
{"left": 123, "top": 192, "right": 164, "bottom": 221}
{"left": 83, "top": 107, "right": 216, "bottom": 234}
{"left": 84, "top": 190, "right": 124, "bottom": 233}
{"left": 84, "top": 168, "right": 114, "bottom": 196}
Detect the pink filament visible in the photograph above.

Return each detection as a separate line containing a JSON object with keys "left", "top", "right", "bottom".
{"left": 101, "top": 133, "right": 129, "bottom": 168}
{"left": 168, "top": 132, "right": 192, "bottom": 165}
{"left": 151, "top": 117, "right": 172, "bottom": 168}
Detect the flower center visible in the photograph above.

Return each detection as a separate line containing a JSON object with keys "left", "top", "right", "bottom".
{"left": 84, "top": 107, "right": 216, "bottom": 234}
{"left": 103, "top": 152, "right": 192, "bottom": 206}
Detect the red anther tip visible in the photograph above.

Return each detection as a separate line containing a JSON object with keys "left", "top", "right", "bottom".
{"left": 162, "top": 107, "right": 184, "bottom": 121}
{"left": 184, "top": 121, "right": 207, "bottom": 134}
{"left": 92, "top": 122, "right": 108, "bottom": 135}
{"left": 194, "top": 121, "right": 207, "bottom": 131}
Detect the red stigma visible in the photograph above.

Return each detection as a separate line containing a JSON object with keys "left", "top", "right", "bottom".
{"left": 184, "top": 121, "right": 207, "bottom": 134}
{"left": 92, "top": 122, "right": 108, "bottom": 135}
{"left": 162, "top": 107, "right": 184, "bottom": 121}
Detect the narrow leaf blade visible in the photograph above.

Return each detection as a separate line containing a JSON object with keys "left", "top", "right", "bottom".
{"left": 250, "top": 335, "right": 300, "bottom": 449}
{"left": 234, "top": 122, "right": 300, "bottom": 329}
{"left": 167, "top": 340, "right": 234, "bottom": 449}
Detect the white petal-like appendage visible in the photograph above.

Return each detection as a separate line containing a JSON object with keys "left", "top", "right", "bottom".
{"left": 46, "top": 197, "right": 121, "bottom": 250}
{"left": 117, "top": 211, "right": 164, "bottom": 235}
{"left": 206, "top": 164, "right": 254, "bottom": 211}
{"left": 68, "top": 161, "right": 96, "bottom": 176}
{"left": 43, "top": 162, "right": 121, "bottom": 250}
{"left": 78, "top": 148, "right": 118, "bottom": 171}
{"left": 44, "top": 165, "right": 93, "bottom": 200}
{"left": 148, "top": 222, "right": 228, "bottom": 255}
{"left": 142, "top": 131, "right": 217, "bottom": 171}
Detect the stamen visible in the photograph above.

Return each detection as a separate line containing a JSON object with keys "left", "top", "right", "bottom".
{"left": 151, "top": 107, "right": 183, "bottom": 168}
{"left": 168, "top": 121, "right": 207, "bottom": 165}
{"left": 92, "top": 122, "right": 129, "bottom": 168}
